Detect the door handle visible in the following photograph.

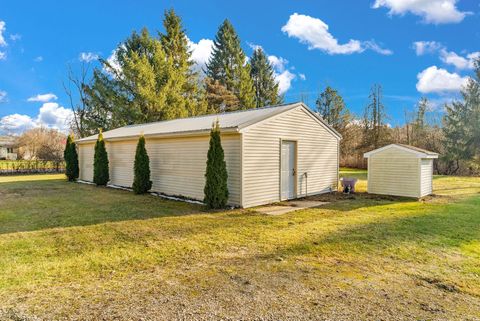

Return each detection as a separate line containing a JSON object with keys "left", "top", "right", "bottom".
{"left": 292, "top": 168, "right": 296, "bottom": 176}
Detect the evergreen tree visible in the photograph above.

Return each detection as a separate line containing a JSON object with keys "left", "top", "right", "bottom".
{"left": 206, "top": 20, "right": 256, "bottom": 110}
{"left": 63, "top": 134, "right": 79, "bottom": 181}
{"left": 205, "top": 77, "right": 240, "bottom": 113}
{"left": 132, "top": 135, "right": 152, "bottom": 194}
{"left": 442, "top": 59, "right": 480, "bottom": 173}
{"left": 93, "top": 130, "right": 109, "bottom": 186}
{"left": 204, "top": 120, "right": 229, "bottom": 209}
{"left": 315, "top": 86, "right": 352, "bottom": 162}
{"left": 160, "top": 8, "right": 192, "bottom": 70}
{"left": 160, "top": 9, "right": 207, "bottom": 117}
{"left": 250, "top": 48, "right": 281, "bottom": 107}
{"left": 316, "top": 86, "right": 350, "bottom": 132}
{"left": 83, "top": 13, "right": 207, "bottom": 132}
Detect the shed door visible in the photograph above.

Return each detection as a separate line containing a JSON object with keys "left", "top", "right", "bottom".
{"left": 281, "top": 141, "right": 296, "bottom": 200}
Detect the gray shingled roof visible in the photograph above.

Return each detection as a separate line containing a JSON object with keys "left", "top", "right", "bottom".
{"left": 77, "top": 102, "right": 341, "bottom": 143}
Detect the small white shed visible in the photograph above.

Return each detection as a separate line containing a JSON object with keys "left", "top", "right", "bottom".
{"left": 77, "top": 103, "right": 341, "bottom": 208}
{"left": 364, "top": 144, "right": 438, "bottom": 198}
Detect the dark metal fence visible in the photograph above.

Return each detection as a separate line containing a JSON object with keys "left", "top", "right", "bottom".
{"left": 0, "top": 160, "right": 65, "bottom": 175}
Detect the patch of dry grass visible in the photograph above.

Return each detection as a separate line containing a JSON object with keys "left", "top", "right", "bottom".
{"left": 0, "top": 172, "right": 479, "bottom": 320}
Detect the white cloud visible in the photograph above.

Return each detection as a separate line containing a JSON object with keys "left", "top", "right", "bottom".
{"left": 0, "top": 102, "right": 73, "bottom": 135}
{"left": 281, "top": 13, "right": 363, "bottom": 55}
{"left": 373, "top": 0, "right": 470, "bottom": 24}
{"left": 364, "top": 40, "right": 394, "bottom": 55}
{"left": 188, "top": 38, "right": 214, "bottom": 72}
{"left": 440, "top": 49, "right": 480, "bottom": 70}
{"left": 264, "top": 54, "right": 298, "bottom": 93}
{"left": 412, "top": 41, "right": 479, "bottom": 70}
{"left": 27, "top": 93, "right": 58, "bottom": 103}
{"left": 247, "top": 45, "right": 302, "bottom": 94}
{"left": 268, "top": 55, "right": 289, "bottom": 72}
{"left": 281, "top": 13, "right": 392, "bottom": 55}
{"left": 0, "top": 20, "right": 6, "bottom": 47}
{"left": 36, "top": 102, "right": 73, "bottom": 131}
{"left": 0, "top": 21, "right": 7, "bottom": 60}
{"left": 0, "top": 90, "right": 7, "bottom": 103}
{"left": 34, "top": 56, "right": 43, "bottom": 62}
{"left": 416, "top": 66, "right": 469, "bottom": 94}
{"left": 79, "top": 52, "right": 98, "bottom": 62}
{"left": 276, "top": 70, "right": 296, "bottom": 95}
{"left": 247, "top": 42, "right": 263, "bottom": 51}
{"left": 0, "top": 114, "right": 36, "bottom": 135}
{"left": 103, "top": 48, "right": 122, "bottom": 77}
{"left": 413, "top": 41, "right": 442, "bottom": 56}
{"left": 9, "top": 33, "right": 21, "bottom": 41}
{"left": 299, "top": 73, "right": 306, "bottom": 81}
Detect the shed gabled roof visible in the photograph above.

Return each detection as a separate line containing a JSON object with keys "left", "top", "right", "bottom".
{"left": 364, "top": 144, "right": 439, "bottom": 159}
{"left": 76, "top": 102, "right": 341, "bottom": 143}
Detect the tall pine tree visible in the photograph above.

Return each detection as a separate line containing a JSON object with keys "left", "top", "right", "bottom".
{"left": 206, "top": 20, "right": 255, "bottom": 110}
{"left": 442, "top": 59, "right": 480, "bottom": 173}
{"left": 93, "top": 130, "right": 109, "bottom": 186}
{"left": 160, "top": 9, "right": 207, "bottom": 117}
{"left": 204, "top": 120, "right": 229, "bottom": 209}
{"left": 250, "top": 48, "right": 281, "bottom": 107}
{"left": 64, "top": 134, "right": 79, "bottom": 181}
{"left": 132, "top": 135, "right": 152, "bottom": 194}
{"left": 83, "top": 12, "right": 207, "bottom": 132}
{"left": 316, "top": 86, "right": 350, "bottom": 133}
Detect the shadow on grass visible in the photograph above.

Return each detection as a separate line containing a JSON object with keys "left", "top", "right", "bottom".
{"left": 0, "top": 179, "right": 205, "bottom": 235}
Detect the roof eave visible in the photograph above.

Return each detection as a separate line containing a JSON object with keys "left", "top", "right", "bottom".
{"left": 76, "top": 126, "right": 239, "bottom": 144}
{"left": 364, "top": 144, "right": 439, "bottom": 158}
{"left": 237, "top": 102, "right": 343, "bottom": 140}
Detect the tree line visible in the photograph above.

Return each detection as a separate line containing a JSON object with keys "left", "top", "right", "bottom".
{"left": 66, "top": 9, "right": 281, "bottom": 138}
{"left": 65, "top": 9, "right": 480, "bottom": 176}
{"left": 317, "top": 60, "right": 480, "bottom": 176}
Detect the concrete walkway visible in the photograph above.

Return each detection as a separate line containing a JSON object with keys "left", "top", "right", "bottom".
{"left": 254, "top": 200, "right": 329, "bottom": 215}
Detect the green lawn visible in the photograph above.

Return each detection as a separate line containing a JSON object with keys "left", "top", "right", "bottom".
{"left": 0, "top": 171, "right": 480, "bottom": 320}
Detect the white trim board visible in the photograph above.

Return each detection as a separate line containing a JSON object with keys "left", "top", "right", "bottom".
{"left": 364, "top": 144, "right": 439, "bottom": 159}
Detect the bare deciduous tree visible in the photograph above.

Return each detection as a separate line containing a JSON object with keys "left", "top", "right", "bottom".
{"left": 63, "top": 62, "right": 92, "bottom": 138}
{"left": 17, "top": 128, "right": 66, "bottom": 161}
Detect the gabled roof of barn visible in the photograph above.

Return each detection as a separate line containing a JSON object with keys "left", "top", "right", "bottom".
{"left": 77, "top": 102, "right": 342, "bottom": 143}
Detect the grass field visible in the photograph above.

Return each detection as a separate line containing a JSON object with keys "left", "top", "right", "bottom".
{"left": 0, "top": 171, "right": 480, "bottom": 320}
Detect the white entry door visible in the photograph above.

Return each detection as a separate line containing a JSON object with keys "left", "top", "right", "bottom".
{"left": 281, "top": 141, "right": 296, "bottom": 200}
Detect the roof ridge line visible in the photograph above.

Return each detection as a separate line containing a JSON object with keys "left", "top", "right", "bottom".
{"left": 123, "top": 102, "right": 302, "bottom": 129}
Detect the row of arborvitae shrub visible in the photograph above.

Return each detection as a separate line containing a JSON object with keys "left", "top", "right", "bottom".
{"left": 64, "top": 121, "right": 229, "bottom": 209}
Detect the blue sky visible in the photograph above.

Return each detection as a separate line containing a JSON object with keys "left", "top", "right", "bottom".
{"left": 0, "top": 0, "right": 479, "bottom": 134}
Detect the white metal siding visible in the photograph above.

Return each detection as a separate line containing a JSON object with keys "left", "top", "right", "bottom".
{"left": 78, "top": 143, "right": 94, "bottom": 182}
{"left": 78, "top": 134, "right": 241, "bottom": 206}
{"left": 242, "top": 107, "right": 339, "bottom": 208}
{"left": 368, "top": 148, "right": 420, "bottom": 198}
{"left": 420, "top": 159, "right": 433, "bottom": 197}
{"left": 146, "top": 134, "right": 241, "bottom": 205}
{"left": 107, "top": 141, "right": 136, "bottom": 187}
